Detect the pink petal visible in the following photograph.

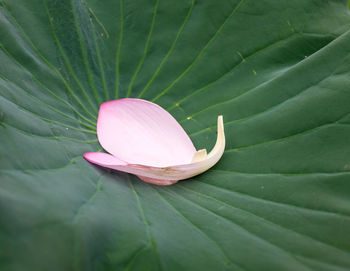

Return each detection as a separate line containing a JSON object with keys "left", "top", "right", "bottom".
{"left": 97, "top": 99, "right": 196, "bottom": 167}
{"left": 84, "top": 115, "right": 225, "bottom": 186}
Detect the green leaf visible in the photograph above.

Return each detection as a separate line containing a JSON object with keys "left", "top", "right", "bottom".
{"left": 1, "top": 0, "right": 350, "bottom": 270}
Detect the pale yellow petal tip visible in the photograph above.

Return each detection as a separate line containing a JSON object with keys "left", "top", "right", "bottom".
{"left": 218, "top": 115, "right": 224, "bottom": 131}
{"left": 192, "top": 149, "right": 208, "bottom": 162}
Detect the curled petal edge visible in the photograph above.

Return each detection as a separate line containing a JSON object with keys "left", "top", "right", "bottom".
{"left": 84, "top": 116, "right": 225, "bottom": 185}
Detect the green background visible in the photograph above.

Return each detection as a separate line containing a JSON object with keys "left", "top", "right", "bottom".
{"left": 1, "top": 0, "right": 350, "bottom": 270}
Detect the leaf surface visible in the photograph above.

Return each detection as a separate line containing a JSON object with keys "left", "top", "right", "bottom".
{"left": 1, "top": 0, "right": 350, "bottom": 270}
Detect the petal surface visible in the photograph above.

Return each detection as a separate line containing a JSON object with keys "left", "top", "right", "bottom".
{"left": 84, "top": 116, "right": 225, "bottom": 186}
{"left": 97, "top": 99, "right": 196, "bottom": 167}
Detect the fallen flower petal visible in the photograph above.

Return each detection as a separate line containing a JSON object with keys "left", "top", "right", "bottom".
{"left": 84, "top": 98, "right": 225, "bottom": 185}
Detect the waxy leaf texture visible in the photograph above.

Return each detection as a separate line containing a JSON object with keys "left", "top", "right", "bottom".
{"left": 1, "top": 0, "right": 350, "bottom": 270}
